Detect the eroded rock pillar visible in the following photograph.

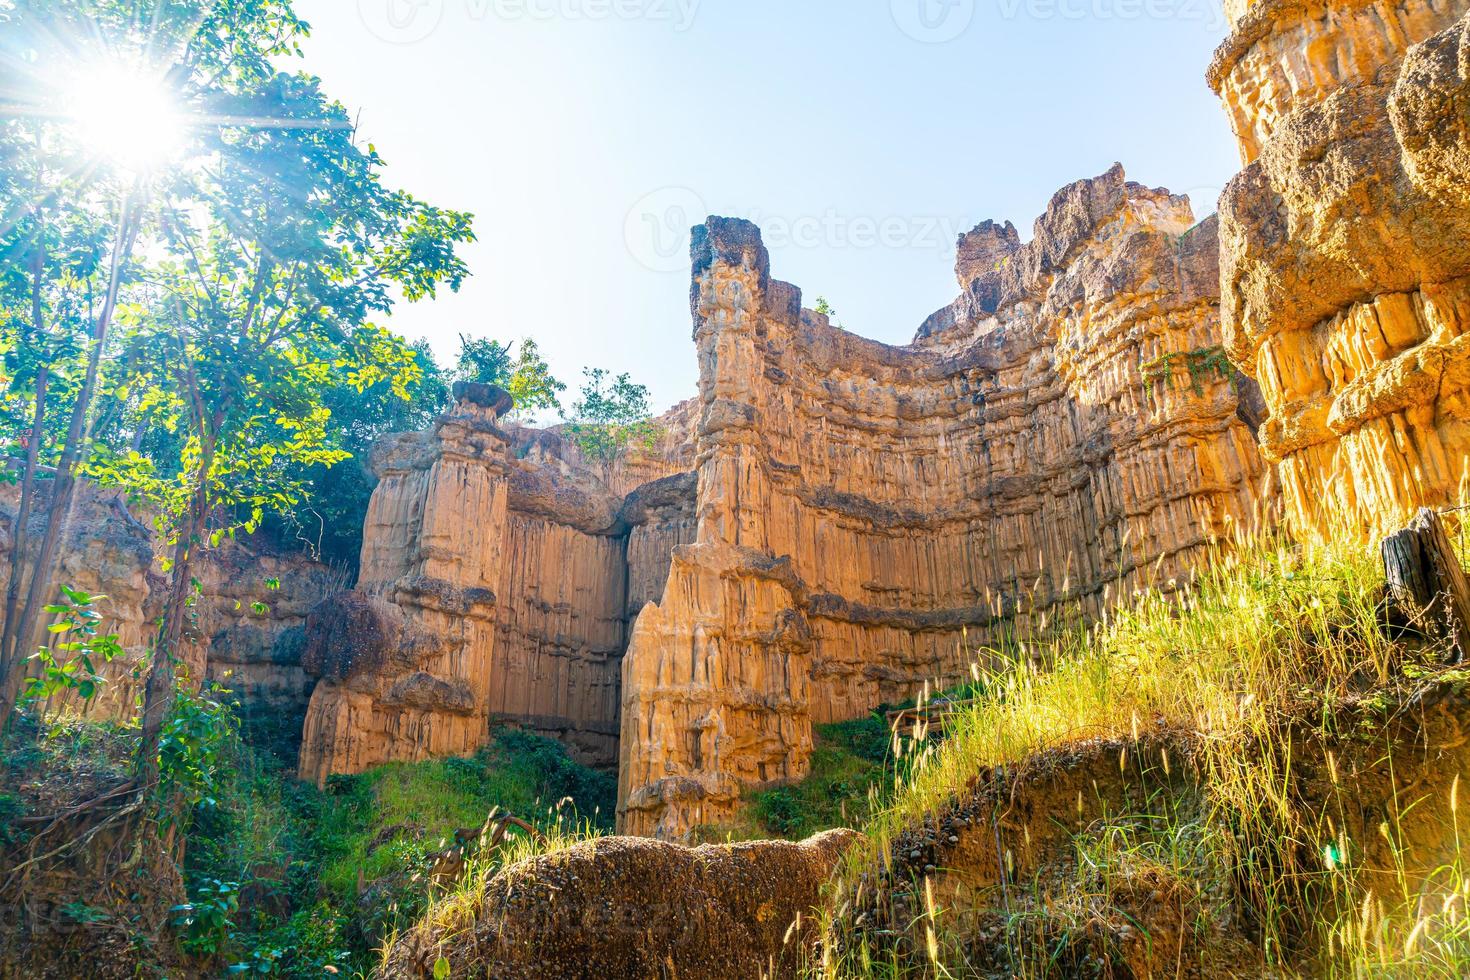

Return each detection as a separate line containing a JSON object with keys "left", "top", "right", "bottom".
{"left": 298, "top": 383, "right": 512, "bottom": 783}
{"left": 618, "top": 220, "right": 816, "bottom": 837}
{"left": 1212, "top": 0, "right": 1470, "bottom": 540}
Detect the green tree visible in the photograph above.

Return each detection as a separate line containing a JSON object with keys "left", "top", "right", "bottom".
{"left": 0, "top": 0, "right": 167, "bottom": 721}
{"left": 272, "top": 339, "right": 451, "bottom": 567}
{"left": 563, "top": 368, "right": 660, "bottom": 483}
{"left": 122, "top": 85, "right": 470, "bottom": 783}
{"left": 0, "top": 1, "right": 475, "bottom": 776}
{"left": 454, "top": 335, "right": 513, "bottom": 387}
{"left": 455, "top": 334, "right": 565, "bottom": 416}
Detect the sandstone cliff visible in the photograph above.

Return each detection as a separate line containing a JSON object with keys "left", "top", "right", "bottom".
{"left": 617, "top": 166, "right": 1270, "bottom": 838}
{"left": 0, "top": 483, "right": 337, "bottom": 723}
{"left": 297, "top": 386, "right": 697, "bottom": 782}
{"left": 1212, "top": 0, "right": 1470, "bottom": 539}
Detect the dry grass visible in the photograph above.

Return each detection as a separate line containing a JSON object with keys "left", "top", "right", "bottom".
{"left": 819, "top": 522, "right": 1470, "bottom": 977}
{"left": 375, "top": 806, "right": 604, "bottom": 972}
{"left": 378, "top": 520, "right": 1470, "bottom": 978}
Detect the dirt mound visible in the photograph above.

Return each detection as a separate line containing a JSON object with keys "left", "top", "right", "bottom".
{"left": 379, "top": 828, "right": 858, "bottom": 979}
{"left": 837, "top": 677, "right": 1470, "bottom": 977}
{"left": 0, "top": 723, "right": 193, "bottom": 979}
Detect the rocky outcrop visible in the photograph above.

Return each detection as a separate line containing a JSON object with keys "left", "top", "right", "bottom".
{"left": 842, "top": 679, "right": 1470, "bottom": 974}
{"left": 195, "top": 537, "right": 342, "bottom": 723}
{"left": 0, "top": 484, "right": 156, "bottom": 719}
{"left": 378, "top": 828, "right": 859, "bottom": 980}
{"left": 617, "top": 167, "right": 1270, "bottom": 838}
{"left": 1212, "top": 0, "right": 1470, "bottom": 540}
{"left": 0, "top": 483, "right": 337, "bottom": 723}
{"left": 510, "top": 398, "right": 699, "bottom": 499}
{"left": 299, "top": 385, "right": 520, "bottom": 782}
{"left": 297, "top": 385, "right": 697, "bottom": 781}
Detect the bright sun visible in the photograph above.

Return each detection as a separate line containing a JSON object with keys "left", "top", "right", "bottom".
{"left": 60, "top": 62, "right": 186, "bottom": 173}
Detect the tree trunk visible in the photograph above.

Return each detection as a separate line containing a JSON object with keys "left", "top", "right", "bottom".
{"left": 0, "top": 231, "right": 52, "bottom": 713}
{"left": 1381, "top": 507, "right": 1470, "bottom": 662}
{"left": 136, "top": 429, "right": 216, "bottom": 788}
{"left": 0, "top": 190, "right": 144, "bottom": 721}
{"left": 1, "top": 367, "right": 48, "bottom": 665}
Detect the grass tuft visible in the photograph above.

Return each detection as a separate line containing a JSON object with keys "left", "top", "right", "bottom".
{"left": 811, "top": 524, "right": 1470, "bottom": 977}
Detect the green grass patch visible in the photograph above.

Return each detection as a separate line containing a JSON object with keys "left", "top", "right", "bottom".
{"left": 183, "top": 724, "right": 615, "bottom": 976}
{"left": 736, "top": 713, "right": 895, "bottom": 841}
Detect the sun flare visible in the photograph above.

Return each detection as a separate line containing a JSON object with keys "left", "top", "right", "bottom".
{"left": 59, "top": 61, "right": 185, "bottom": 173}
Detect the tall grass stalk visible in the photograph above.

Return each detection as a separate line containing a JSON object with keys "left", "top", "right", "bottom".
{"left": 826, "top": 522, "right": 1470, "bottom": 976}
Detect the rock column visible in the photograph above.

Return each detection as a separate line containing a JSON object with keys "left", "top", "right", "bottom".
{"left": 298, "top": 383, "right": 511, "bottom": 783}
{"left": 1212, "top": 0, "right": 1470, "bottom": 539}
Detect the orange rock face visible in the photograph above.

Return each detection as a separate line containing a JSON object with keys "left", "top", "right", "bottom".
{"left": 297, "top": 385, "right": 698, "bottom": 783}
{"left": 1212, "top": 0, "right": 1470, "bottom": 540}
{"left": 0, "top": 483, "right": 338, "bottom": 723}
{"left": 617, "top": 166, "right": 1271, "bottom": 838}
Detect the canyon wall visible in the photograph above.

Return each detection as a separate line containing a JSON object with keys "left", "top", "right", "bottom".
{"left": 0, "top": 484, "right": 336, "bottom": 723}
{"left": 617, "top": 165, "right": 1271, "bottom": 838}
{"left": 1212, "top": 0, "right": 1470, "bottom": 540}
{"left": 7, "top": 0, "right": 1467, "bottom": 850}
{"left": 296, "top": 385, "right": 697, "bottom": 782}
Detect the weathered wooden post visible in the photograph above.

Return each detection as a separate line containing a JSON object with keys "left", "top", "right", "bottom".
{"left": 1381, "top": 507, "right": 1470, "bottom": 662}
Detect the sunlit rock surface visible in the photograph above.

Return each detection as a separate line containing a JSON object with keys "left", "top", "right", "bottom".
{"left": 617, "top": 167, "right": 1270, "bottom": 837}
{"left": 297, "top": 385, "right": 698, "bottom": 782}
{"left": 1213, "top": 0, "right": 1470, "bottom": 540}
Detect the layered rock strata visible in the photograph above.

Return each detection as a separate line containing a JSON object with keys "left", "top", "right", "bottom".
{"left": 1212, "top": 0, "right": 1470, "bottom": 539}
{"left": 617, "top": 166, "right": 1270, "bottom": 838}
{"left": 0, "top": 483, "right": 336, "bottom": 721}
{"left": 297, "top": 385, "right": 697, "bottom": 781}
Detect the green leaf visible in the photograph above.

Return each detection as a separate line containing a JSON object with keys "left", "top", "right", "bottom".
{"left": 59, "top": 585, "right": 93, "bottom": 604}
{"left": 433, "top": 957, "right": 451, "bottom": 980}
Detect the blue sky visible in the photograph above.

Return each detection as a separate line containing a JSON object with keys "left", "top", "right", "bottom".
{"left": 293, "top": 0, "right": 1240, "bottom": 415}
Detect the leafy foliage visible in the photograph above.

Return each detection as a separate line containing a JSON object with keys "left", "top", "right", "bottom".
{"left": 22, "top": 585, "right": 123, "bottom": 704}
{"left": 455, "top": 334, "right": 565, "bottom": 415}
{"left": 92, "top": 57, "right": 475, "bottom": 548}
{"left": 171, "top": 877, "right": 240, "bottom": 956}
{"left": 0, "top": 0, "right": 475, "bottom": 751}
{"left": 158, "top": 683, "right": 239, "bottom": 821}
{"left": 182, "top": 723, "right": 614, "bottom": 976}
{"left": 265, "top": 338, "right": 451, "bottom": 566}
{"left": 1140, "top": 344, "right": 1234, "bottom": 395}
{"left": 563, "top": 367, "right": 661, "bottom": 479}
{"left": 813, "top": 295, "right": 844, "bottom": 329}
{"left": 742, "top": 714, "right": 893, "bottom": 840}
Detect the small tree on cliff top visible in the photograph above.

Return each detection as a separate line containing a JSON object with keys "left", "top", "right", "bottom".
{"left": 564, "top": 367, "right": 660, "bottom": 483}
{"left": 455, "top": 334, "right": 565, "bottom": 415}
